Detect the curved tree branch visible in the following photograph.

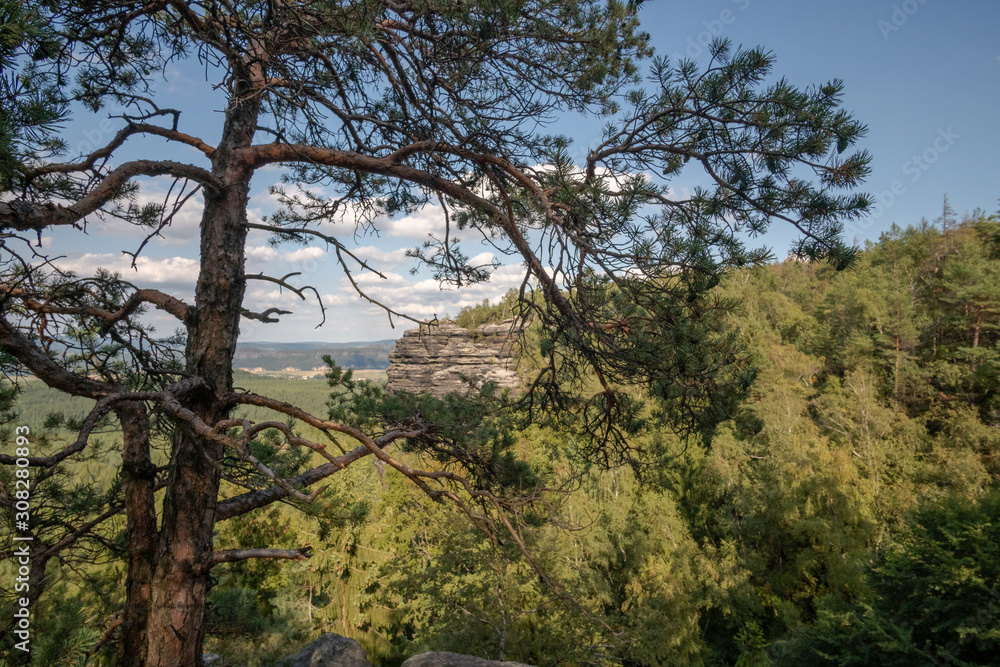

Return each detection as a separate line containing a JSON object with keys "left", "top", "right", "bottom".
{"left": 0, "top": 316, "right": 119, "bottom": 398}
{"left": 243, "top": 272, "right": 326, "bottom": 327}
{"left": 7, "top": 285, "right": 192, "bottom": 331}
{"left": 28, "top": 122, "right": 216, "bottom": 179}
{"left": 0, "top": 160, "right": 221, "bottom": 234}
{"left": 210, "top": 547, "right": 312, "bottom": 567}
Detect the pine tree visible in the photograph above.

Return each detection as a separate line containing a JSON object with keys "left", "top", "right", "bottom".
{"left": 0, "top": 2, "right": 871, "bottom": 663}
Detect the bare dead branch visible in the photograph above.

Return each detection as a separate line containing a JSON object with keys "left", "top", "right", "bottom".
{"left": 210, "top": 547, "right": 313, "bottom": 567}
{"left": 0, "top": 317, "right": 119, "bottom": 398}
{"left": 244, "top": 221, "right": 425, "bottom": 327}
{"left": 0, "top": 395, "right": 116, "bottom": 466}
{"left": 240, "top": 306, "right": 292, "bottom": 323}
{"left": 123, "top": 180, "right": 203, "bottom": 267}
{"left": 243, "top": 271, "right": 326, "bottom": 327}
{"left": 86, "top": 618, "right": 123, "bottom": 659}
{"left": 215, "top": 444, "right": 370, "bottom": 521}
{"left": 28, "top": 122, "right": 215, "bottom": 180}
{"left": 6, "top": 284, "right": 192, "bottom": 331}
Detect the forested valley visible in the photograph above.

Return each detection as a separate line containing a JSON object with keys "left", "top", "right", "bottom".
{"left": 3, "top": 209, "right": 998, "bottom": 667}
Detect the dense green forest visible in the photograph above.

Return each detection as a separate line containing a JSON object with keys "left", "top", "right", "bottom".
{"left": 2, "top": 211, "right": 999, "bottom": 666}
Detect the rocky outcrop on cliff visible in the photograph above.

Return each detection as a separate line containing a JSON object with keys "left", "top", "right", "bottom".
{"left": 386, "top": 320, "right": 522, "bottom": 397}
{"left": 273, "top": 635, "right": 537, "bottom": 667}
{"left": 401, "top": 652, "right": 535, "bottom": 667}
{"left": 275, "top": 633, "right": 371, "bottom": 667}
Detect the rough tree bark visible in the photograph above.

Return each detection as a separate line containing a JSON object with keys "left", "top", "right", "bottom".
{"left": 117, "top": 402, "right": 158, "bottom": 667}
{"left": 136, "top": 81, "right": 260, "bottom": 666}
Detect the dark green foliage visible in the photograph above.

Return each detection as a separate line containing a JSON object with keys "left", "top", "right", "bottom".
{"left": 0, "top": 0, "right": 66, "bottom": 191}
{"left": 776, "top": 489, "right": 1000, "bottom": 666}
{"left": 773, "top": 601, "right": 931, "bottom": 667}
{"left": 871, "top": 491, "right": 1000, "bottom": 663}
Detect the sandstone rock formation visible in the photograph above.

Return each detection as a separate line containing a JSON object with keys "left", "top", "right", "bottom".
{"left": 275, "top": 633, "right": 370, "bottom": 667}
{"left": 401, "top": 651, "right": 535, "bottom": 667}
{"left": 386, "top": 320, "right": 522, "bottom": 397}
{"left": 274, "top": 634, "right": 538, "bottom": 667}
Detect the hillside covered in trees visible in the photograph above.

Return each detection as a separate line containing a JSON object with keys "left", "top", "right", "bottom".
{"left": 4, "top": 210, "right": 997, "bottom": 666}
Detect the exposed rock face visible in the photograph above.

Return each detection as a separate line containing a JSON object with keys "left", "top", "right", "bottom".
{"left": 386, "top": 320, "right": 522, "bottom": 397}
{"left": 276, "top": 633, "right": 371, "bottom": 667}
{"left": 275, "top": 636, "right": 537, "bottom": 667}
{"left": 401, "top": 652, "right": 535, "bottom": 667}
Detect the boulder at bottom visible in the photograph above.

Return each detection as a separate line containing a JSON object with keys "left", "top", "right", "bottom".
{"left": 276, "top": 633, "right": 371, "bottom": 667}
{"left": 401, "top": 652, "right": 535, "bottom": 667}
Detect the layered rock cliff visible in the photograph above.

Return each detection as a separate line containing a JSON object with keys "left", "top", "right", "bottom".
{"left": 273, "top": 633, "right": 536, "bottom": 667}
{"left": 386, "top": 320, "right": 522, "bottom": 397}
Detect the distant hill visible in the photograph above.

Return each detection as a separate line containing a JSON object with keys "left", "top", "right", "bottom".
{"left": 234, "top": 339, "right": 396, "bottom": 371}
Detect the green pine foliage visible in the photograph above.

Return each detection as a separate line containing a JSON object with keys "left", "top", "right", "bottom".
{"left": 0, "top": 0, "right": 66, "bottom": 190}
{"left": 454, "top": 291, "right": 522, "bottom": 331}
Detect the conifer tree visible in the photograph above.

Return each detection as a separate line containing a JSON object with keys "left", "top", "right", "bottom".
{"left": 0, "top": 1, "right": 870, "bottom": 664}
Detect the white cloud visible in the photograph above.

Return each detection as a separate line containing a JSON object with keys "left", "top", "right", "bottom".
{"left": 383, "top": 205, "right": 447, "bottom": 240}
{"left": 357, "top": 269, "right": 408, "bottom": 285}
{"left": 285, "top": 246, "right": 326, "bottom": 263}
{"left": 56, "top": 253, "right": 199, "bottom": 296}
{"left": 245, "top": 245, "right": 279, "bottom": 262}
{"left": 468, "top": 251, "right": 497, "bottom": 267}
{"left": 351, "top": 245, "right": 410, "bottom": 265}
{"left": 244, "top": 286, "right": 287, "bottom": 302}
{"left": 318, "top": 293, "right": 357, "bottom": 307}
{"left": 86, "top": 179, "right": 203, "bottom": 247}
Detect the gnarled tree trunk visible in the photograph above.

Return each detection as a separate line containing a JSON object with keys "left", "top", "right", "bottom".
{"left": 124, "top": 82, "right": 259, "bottom": 667}
{"left": 117, "top": 402, "right": 158, "bottom": 667}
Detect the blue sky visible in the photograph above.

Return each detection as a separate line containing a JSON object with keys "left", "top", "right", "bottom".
{"left": 645, "top": 0, "right": 999, "bottom": 247}
{"left": 39, "top": 0, "right": 1000, "bottom": 344}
